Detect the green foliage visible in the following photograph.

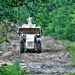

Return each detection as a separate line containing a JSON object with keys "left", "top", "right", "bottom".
{"left": 0, "top": 20, "right": 12, "bottom": 43}
{"left": 65, "top": 41, "right": 75, "bottom": 66}
{"left": 0, "top": 24, "right": 7, "bottom": 43}
{"left": 0, "top": 60, "right": 29, "bottom": 75}
{"left": 34, "top": 0, "right": 75, "bottom": 41}
{"left": 43, "top": 4, "right": 75, "bottom": 41}
{"left": 65, "top": 41, "right": 75, "bottom": 75}
{"left": 68, "top": 72, "right": 75, "bottom": 75}
{"left": 0, "top": 0, "right": 75, "bottom": 42}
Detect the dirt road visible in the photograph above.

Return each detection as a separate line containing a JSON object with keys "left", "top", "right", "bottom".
{"left": 0, "top": 36, "right": 75, "bottom": 75}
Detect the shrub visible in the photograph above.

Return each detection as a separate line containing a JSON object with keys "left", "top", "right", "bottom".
{"left": 65, "top": 41, "right": 75, "bottom": 66}
{"left": 68, "top": 72, "right": 75, "bottom": 75}
{"left": 0, "top": 60, "right": 29, "bottom": 75}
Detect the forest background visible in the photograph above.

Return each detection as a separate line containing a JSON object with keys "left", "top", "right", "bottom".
{"left": 0, "top": 0, "right": 75, "bottom": 43}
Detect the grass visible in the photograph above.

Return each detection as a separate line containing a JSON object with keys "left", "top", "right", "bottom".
{"left": 65, "top": 41, "right": 75, "bottom": 75}
{"left": 65, "top": 41, "right": 75, "bottom": 66}
{"left": 68, "top": 73, "right": 75, "bottom": 75}
{"left": 0, "top": 59, "right": 29, "bottom": 75}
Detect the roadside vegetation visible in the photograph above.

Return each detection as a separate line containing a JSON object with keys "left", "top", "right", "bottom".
{"left": 65, "top": 41, "right": 75, "bottom": 75}
{"left": 0, "top": 60, "right": 29, "bottom": 75}
{"left": 68, "top": 73, "right": 75, "bottom": 75}
{"left": 65, "top": 41, "right": 75, "bottom": 66}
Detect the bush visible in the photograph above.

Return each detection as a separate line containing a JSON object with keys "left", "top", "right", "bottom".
{"left": 0, "top": 60, "right": 29, "bottom": 75}
{"left": 65, "top": 41, "right": 75, "bottom": 66}
{"left": 68, "top": 72, "right": 75, "bottom": 75}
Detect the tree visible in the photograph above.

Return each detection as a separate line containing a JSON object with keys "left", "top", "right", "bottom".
{"left": 0, "top": 0, "right": 75, "bottom": 43}
{"left": 0, "top": 0, "right": 49, "bottom": 43}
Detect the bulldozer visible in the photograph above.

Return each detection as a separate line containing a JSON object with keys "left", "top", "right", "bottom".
{"left": 19, "top": 17, "right": 42, "bottom": 53}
